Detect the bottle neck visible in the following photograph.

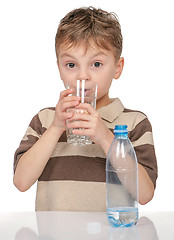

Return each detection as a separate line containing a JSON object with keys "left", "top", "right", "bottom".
{"left": 115, "top": 133, "right": 128, "bottom": 139}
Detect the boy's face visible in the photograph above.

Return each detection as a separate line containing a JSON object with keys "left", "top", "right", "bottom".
{"left": 57, "top": 43, "right": 124, "bottom": 108}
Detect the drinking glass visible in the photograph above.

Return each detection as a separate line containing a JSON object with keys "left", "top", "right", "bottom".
{"left": 66, "top": 80, "right": 97, "bottom": 145}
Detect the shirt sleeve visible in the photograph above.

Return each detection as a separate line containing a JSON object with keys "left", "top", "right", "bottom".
{"left": 128, "top": 117, "right": 158, "bottom": 189}
{"left": 13, "top": 113, "right": 43, "bottom": 173}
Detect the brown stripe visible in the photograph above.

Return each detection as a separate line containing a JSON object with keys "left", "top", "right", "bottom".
{"left": 41, "top": 127, "right": 47, "bottom": 135}
{"left": 38, "top": 156, "right": 106, "bottom": 182}
{"left": 129, "top": 118, "right": 152, "bottom": 142}
{"left": 134, "top": 144, "right": 158, "bottom": 188}
{"left": 58, "top": 131, "right": 67, "bottom": 142}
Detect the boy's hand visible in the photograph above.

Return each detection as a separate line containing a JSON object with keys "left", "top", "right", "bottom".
{"left": 67, "top": 103, "right": 114, "bottom": 154}
{"left": 52, "top": 89, "right": 80, "bottom": 132}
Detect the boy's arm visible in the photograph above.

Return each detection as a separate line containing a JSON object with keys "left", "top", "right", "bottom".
{"left": 13, "top": 124, "right": 63, "bottom": 192}
{"left": 67, "top": 103, "right": 157, "bottom": 205}
{"left": 14, "top": 89, "right": 80, "bottom": 192}
{"left": 99, "top": 131, "right": 155, "bottom": 205}
{"left": 137, "top": 164, "right": 154, "bottom": 204}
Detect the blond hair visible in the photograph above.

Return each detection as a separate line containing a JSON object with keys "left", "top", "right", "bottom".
{"left": 55, "top": 6, "right": 123, "bottom": 61}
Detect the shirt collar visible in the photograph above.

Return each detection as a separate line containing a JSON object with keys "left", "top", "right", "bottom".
{"left": 97, "top": 98, "right": 125, "bottom": 123}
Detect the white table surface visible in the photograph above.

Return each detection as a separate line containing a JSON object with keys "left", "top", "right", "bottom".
{"left": 0, "top": 211, "right": 173, "bottom": 239}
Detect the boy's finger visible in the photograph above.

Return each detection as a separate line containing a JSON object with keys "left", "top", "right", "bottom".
{"left": 68, "top": 112, "right": 92, "bottom": 122}
{"left": 72, "top": 128, "right": 91, "bottom": 136}
{"left": 62, "top": 112, "right": 73, "bottom": 119}
{"left": 75, "top": 103, "right": 96, "bottom": 115}
{"left": 59, "top": 88, "right": 74, "bottom": 100}
{"left": 61, "top": 100, "right": 80, "bottom": 112}
{"left": 64, "top": 95, "right": 81, "bottom": 103}
{"left": 67, "top": 120, "right": 92, "bottom": 129}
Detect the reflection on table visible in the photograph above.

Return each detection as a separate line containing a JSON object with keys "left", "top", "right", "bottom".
{"left": 1, "top": 212, "right": 174, "bottom": 239}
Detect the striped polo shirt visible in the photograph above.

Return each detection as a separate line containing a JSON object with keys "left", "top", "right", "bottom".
{"left": 14, "top": 98, "right": 157, "bottom": 211}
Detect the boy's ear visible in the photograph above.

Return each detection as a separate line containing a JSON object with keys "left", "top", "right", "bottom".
{"left": 113, "top": 57, "right": 124, "bottom": 80}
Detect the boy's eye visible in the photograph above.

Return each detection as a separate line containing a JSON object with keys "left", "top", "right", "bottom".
{"left": 66, "top": 63, "right": 76, "bottom": 68}
{"left": 93, "top": 62, "right": 102, "bottom": 68}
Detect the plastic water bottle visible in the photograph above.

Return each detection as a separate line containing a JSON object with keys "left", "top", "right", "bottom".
{"left": 106, "top": 125, "right": 139, "bottom": 227}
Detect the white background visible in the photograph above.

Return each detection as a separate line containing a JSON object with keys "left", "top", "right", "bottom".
{"left": 0, "top": 0, "right": 173, "bottom": 212}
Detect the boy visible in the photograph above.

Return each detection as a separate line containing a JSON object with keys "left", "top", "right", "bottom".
{"left": 14, "top": 7, "right": 157, "bottom": 211}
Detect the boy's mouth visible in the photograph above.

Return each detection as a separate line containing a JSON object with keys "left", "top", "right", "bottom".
{"left": 79, "top": 89, "right": 89, "bottom": 95}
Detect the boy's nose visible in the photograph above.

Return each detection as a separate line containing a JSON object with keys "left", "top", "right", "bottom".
{"left": 77, "top": 69, "right": 91, "bottom": 81}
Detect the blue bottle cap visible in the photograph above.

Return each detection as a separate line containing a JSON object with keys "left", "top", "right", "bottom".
{"left": 114, "top": 125, "right": 128, "bottom": 134}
